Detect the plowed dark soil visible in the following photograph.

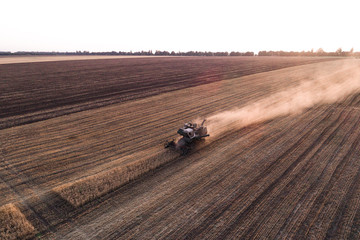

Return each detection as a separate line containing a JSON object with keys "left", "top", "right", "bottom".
{"left": 0, "top": 56, "right": 333, "bottom": 129}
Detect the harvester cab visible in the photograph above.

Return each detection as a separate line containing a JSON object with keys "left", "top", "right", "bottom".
{"left": 165, "top": 119, "right": 209, "bottom": 155}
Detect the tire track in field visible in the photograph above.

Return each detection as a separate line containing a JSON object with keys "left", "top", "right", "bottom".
{"left": 243, "top": 108, "right": 360, "bottom": 239}
{"left": 325, "top": 131, "right": 360, "bottom": 239}
{"left": 294, "top": 111, "right": 360, "bottom": 238}
{"left": 274, "top": 111, "right": 360, "bottom": 239}
{"left": 229, "top": 107, "right": 353, "bottom": 239}
{"left": 348, "top": 167, "right": 360, "bottom": 239}
{"left": 188, "top": 105, "right": 346, "bottom": 239}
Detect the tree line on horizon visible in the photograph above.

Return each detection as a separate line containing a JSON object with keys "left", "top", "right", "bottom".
{"left": 258, "top": 48, "right": 356, "bottom": 57}
{"left": 0, "top": 50, "right": 252, "bottom": 56}
{"left": 0, "top": 48, "right": 359, "bottom": 57}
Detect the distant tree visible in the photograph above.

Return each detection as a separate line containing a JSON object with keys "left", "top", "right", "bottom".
{"left": 155, "top": 50, "right": 170, "bottom": 56}
{"left": 316, "top": 48, "right": 325, "bottom": 56}
{"left": 349, "top": 48, "right": 354, "bottom": 56}
{"left": 336, "top": 48, "right": 342, "bottom": 56}
{"left": 258, "top": 51, "right": 267, "bottom": 56}
{"left": 214, "top": 52, "right": 229, "bottom": 56}
{"left": 230, "top": 51, "right": 241, "bottom": 56}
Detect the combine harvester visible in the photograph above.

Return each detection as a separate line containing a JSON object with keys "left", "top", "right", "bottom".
{"left": 165, "top": 119, "right": 210, "bottom": 155}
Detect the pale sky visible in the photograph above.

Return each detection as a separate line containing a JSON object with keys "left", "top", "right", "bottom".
{"left": 1, "top": 0, "right": 360, "bottom": 53}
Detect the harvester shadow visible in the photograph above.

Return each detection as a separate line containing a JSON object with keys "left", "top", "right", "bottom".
{"left": 19, "top": 191, "right": 76, "bottom": 238}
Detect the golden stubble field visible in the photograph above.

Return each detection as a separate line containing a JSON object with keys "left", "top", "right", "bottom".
{"left": 0, "top": 57, "right": 360, "bottom": 239}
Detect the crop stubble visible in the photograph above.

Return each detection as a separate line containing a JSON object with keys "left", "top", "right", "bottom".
{"left": 0, "top": 57, "right": 359, "bottom": 239}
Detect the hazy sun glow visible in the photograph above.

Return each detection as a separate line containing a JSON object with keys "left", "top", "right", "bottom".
{"left": 1, "top": 0, "right": 360, "bottom": 53}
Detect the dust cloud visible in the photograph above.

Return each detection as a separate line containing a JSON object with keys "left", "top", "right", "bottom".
{"left": 206, "top": 60, "right": 360, "bottom": 137}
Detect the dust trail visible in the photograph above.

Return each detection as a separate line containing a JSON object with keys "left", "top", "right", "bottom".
{"left": 207, "top": 61, "right": 360, "bottom": 137}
